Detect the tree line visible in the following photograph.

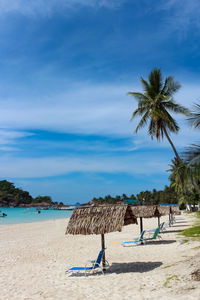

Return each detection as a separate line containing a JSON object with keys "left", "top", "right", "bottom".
{"left": 0, "top": 180, "right": 58, "bottom": 207}
{"left": 90, "top": 185, "right": 178, "bottom": 206}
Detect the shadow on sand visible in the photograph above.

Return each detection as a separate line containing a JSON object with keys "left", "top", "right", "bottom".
{"left": 141, "top": 240, "right": 176, "bottom": 245}
{"left": 161, "top": 230, "right": 183, "bottom": 234}
{"left": 67, "top": 261, "right": 163, "bottom": 277}
{"left": 171, "top": 225, "right": 188, "bottom": 228}
{"left": 107, "top": 261, "right": 162, "bottom": 274}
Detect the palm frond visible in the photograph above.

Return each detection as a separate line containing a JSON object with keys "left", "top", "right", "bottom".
{"left": 159, "top": 108, "right": 179, "bottom": 132}
{"left": 187, "top": 103, "right": 200, "bottom": 129}
{"left": 163, "top": 99, "right": 191, "bottom": 115}
{"left": 127, "top": 92, "right": 145, "bottom": 100}
{"left": 161, "top": 76, "right": 181, "bottom": 97}
{"left": 140, "top": 78, "right": 150, "bottom": 93}
{"left": 148, "top": 68, "right": 162, "bottom": 96}
{"left": 135, "top": 111, "right": 149, "bottom": 132}
{"left": 183, "top": 144, "right": 200, "bottom": 165}
{"left": 137, "top": 99, "right": 152, "bottom": 108}
{"left": 148, "top": 118, "right": 156, "bottom": 138}
{"left": 131, "top": 106, "right": 149, "bottom": 120}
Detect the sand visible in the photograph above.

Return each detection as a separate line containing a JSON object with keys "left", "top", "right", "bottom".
{"left": 0, "top": 212, "right": 199, "bottom": 300}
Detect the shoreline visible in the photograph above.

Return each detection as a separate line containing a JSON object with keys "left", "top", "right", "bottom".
{"left": 0, "top": 216, "right": 70, "bottom": 227}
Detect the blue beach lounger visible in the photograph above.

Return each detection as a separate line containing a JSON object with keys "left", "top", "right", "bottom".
{"left": 122, "top": 230, "right": 146, "bottom": 247}
{"left": 142, "top": 227, "right": 162, "bottom": 243}
{"left": 66, "top": 249, "right": 109, "bottom": 276}
{"left": 145, "top": 222, "right": 165, "bottom": 234}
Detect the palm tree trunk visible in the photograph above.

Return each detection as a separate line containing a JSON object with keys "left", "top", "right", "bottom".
{"left": 163, "top": 127, "right": 181, "bottom": 162}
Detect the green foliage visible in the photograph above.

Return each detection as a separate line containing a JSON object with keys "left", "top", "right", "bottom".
{"left": 163, "top": 275, "right": 179, "bottom": 288}
{"left": 196, "top": 212, "right": 200, "bottom": 218}
{"left": 0, "top": 180, "right": 54, "bottom": 207}
{"left": 90, "top": 185, "right": 179, "bottom": 205}
{"left": 168, "top": 157, "right": 200, "bottom": 205}
{"left": 179, "top": 202, "right": 186, "bottom": 210}
{"left": 91, "top": 194, "right": 126, "bottom": 205}
{"left": 33, "top": 196, "right": 52, "bottom": 204}
{"left": 180, "top": 226, "right": 200, "bottom": 239}
{"left": 168, "top": 158, "right": 188, "bottom": 193}
{"left": 128, "top": 68, "right": 190, "bottom": 160}
{"left": 136, "top": 190, "right": 152, "bottom": 204}
{"left": 0, "top": 180, "right": 33, "bottom": 206}
{"left": 185, "top": 103, "right": 200, "bottom": 165}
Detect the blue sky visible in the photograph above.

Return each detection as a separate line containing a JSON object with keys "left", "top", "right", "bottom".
{"left": 0, "top": 0, "right": 200, "bottom": 204}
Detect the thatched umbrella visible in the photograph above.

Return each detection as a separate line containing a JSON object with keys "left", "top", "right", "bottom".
{"left": 157, "top": 205, "right": 170, "bottom": 216}
{"left": 130, "top": 205, "right": 162, "bottom": 234}
{"left": 170, "top": 205, "right": 180, "bottom": 214}
{"left": 66, "top": 204, "right": 137, "bottom": 271}
{"left": 169, "top": 205, "right": 180, "bottom": 224}
{"left": 157, "top": 205, "right": 179, "bottom": 226}
{"left": 156, "top": 205, "right": 170, "bottom": 226}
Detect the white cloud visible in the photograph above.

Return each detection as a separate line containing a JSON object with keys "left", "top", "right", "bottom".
{"left": 0, "top": 83, "right": 136, "bottom": 136}
{"left": 32, "top": 139, "right": 135, "bottom": 153}
{"left": 0, "top": 0, "right": 126, "bottom": 17}
{"left": 0, "top": 81, "right": 199, "bottom": 149}
{"left": 0, "top": 152, "right": 169, "bottom": 178}
{"left": 0, "top": 129, "right": 33, "bottom": 151}
{"left": 0, "top": 82, "right": 198, "bottom": 181}
{"left": 159, "top": 0, "right": 200, "bottom": 36}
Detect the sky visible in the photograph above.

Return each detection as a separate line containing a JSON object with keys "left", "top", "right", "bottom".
{"left": 0, "top": 0, "right": 200, "bottom": 204}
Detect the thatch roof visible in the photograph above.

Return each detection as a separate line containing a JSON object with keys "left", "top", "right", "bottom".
{"left": 157, "top": 205, "right": 171, "bottom": 216}
{"left": 170, "top": 205, "right": 180, "bottom": 214}
{"left": 130, "top": 205, "right": 172, "bottom": 218}
{"left": 66, "top": 205, "right": 137, "bottom": 235}
{"left": 130, "top": 205, "right": 157, "bottom": 218}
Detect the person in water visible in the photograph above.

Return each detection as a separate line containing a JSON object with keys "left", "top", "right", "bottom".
{"left": 0, "top": 213, "right": 7, "bottom": 217}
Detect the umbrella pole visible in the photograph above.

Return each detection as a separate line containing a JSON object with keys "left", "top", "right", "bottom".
{"left": 169, "top": 213, "right": 171, "bottom": 227}
{"left": 158, "top": 216, "right": 160, "bottom": 227}
{"left": 140, "top": 217, "right": 144, "bottom": 245}
{"left": 101, "top": 234, "right": 106, "bottom": 272}
{"left": 140, "top": 217, "right": 143, "bottom": 234}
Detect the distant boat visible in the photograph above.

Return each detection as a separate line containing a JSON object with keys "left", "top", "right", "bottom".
{"left": 57, "top": 206, "right": 75, "bottom": 211}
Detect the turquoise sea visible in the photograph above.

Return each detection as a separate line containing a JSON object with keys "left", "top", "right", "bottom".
{"left": 0, "top": 207, "right": 73, "bottom": 225}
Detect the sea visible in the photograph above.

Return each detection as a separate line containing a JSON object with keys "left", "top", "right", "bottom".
{"left": 0, "top": 207, "right": 73, "bottom": 225}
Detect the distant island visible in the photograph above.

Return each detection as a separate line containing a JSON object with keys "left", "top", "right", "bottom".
{"left": 0, "top": 179, "right": 181, "bottom": 209}
{"left": 0, "top": 180, "right": 64, "bottom": 207}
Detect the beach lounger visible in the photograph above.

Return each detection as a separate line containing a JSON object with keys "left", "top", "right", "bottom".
{"left": 159, "top": 222, "right": 170, "bottom": 231}
{"left": 122, "top": 230, "right": 146, "bottom": 247}
{"left": 159, "top": 219, "right": 174, "bottom": 231}
{"left": 65, "top": 249, "right": 109, "bottom": 276}
{"left": 142, "top": 227, "right": 162, "bottom": 243}
{"left": 146, "top": 222, "right": 165, "bottom": 234}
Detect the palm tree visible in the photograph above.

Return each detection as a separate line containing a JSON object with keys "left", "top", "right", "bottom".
{"left": 128, "top": 68, "right": 190, "bottom": 161}
{"left": 168, "top": 158, "right": 189, "bottom": 194}
{"left": 169, "top": 158, "right": 200, "bottom": 195}
{"left": 189, "top": 103, "right": 200, "bottom": 129}
{"left": 184, "top": 103, "right": 200, "bottom": 164}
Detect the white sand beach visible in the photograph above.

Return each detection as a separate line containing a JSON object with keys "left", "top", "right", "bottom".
{"left": 0, "top": 213, "right": 200, "bottom": 300}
